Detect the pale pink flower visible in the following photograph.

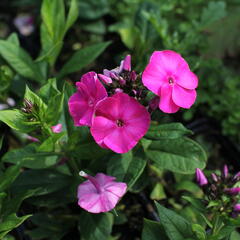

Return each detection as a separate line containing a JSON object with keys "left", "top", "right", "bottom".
{"left": 142, "top": 50, "right": 198, "bottom": 113}
{"left": 78, "top": 171, "right": 127, "bottom": 213}
{"left": 68, "top": 72, "right": 107, "bottom": 127}
{"left": 90, "top": 93, "right": 150, "bottom": 153}
{"left": 51, "top": 123, "right": 62, "bottom": 133}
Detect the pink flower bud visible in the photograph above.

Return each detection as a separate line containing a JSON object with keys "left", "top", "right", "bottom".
{"left": 196, "top": 168, "right": 208, "bottom": 186}
{"left": 211, "top": 173, "right": 219, "bottom": 182}
{"left": 233, "top": 172, "right": 240, "bottom": 181}
{"left": 225, "top": 187, "right": 240, "bottom": 195}
{"left": 234, "top": 204, "right": 240, "bottom": 212}
{"left": 51, "top": 123, "right": 62, "bottom": 133}
{"left": 149, "top": 96, "right": 160, "bottom": 110}
{"left": 98, "top": 74, "right": 112, "bottom": 85}
{"left": 130, "top": 71, "right": 137, "bottom": 81}
{"left": 222, "top": 165, "right": 228, "bottom": 178}
{"left": 123, "top": 55, "right": 131, "bottom": 71}
{"left": 115, "top": 88, "right": 123, "bottom": 93}
{"left": 78, "top": 171, "right": 127, "bottom": 213}
{"left": 26, "top": 135, "right": 39, "bottom": 142}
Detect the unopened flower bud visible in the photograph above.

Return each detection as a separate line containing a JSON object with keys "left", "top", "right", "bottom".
{"left": 211, "top": 173, "right": 219, "bottom": 182}
{"left": 234, "top": 204, "right": 240, "bottom": 212}
{"left": 123, "top": 55, "right": 131, "bottom": 71}
{"left": 225, "top": 187, "right": 240, "bottom": 195}
{"left": 98, "top": 74, "right": 112, "bottom": 85}
{"left": 233, "top": 172, "right": 240, "bottom": 181}
{"left": 51, "top": 123, "right": 62, "bottom": 133}
{"left": 196, "top": 168, "right": 208, "bottom": 186}
{"left": 222, "top": 165, "right": 229, "bottom": 179}
{"left": 130, "top": 71, "right": 137, "bottom": 81}
{"left": 115, "top": 88, "right": 123, "bottom": 93}
{"left": 149, "top": 96, "right": 160, "bottom": 111}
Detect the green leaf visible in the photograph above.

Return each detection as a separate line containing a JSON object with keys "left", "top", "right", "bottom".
{"left": 0, "top": 65, "right": 13, "bottom": 95}
{"left": 0, "top": 109, "right": 38, "bottom": 133}
{"left": 182, "top": 196, "right": 206, "bottom": 212}
{"left": 192, "top": 224, "right": 206, "bottom": 240}
{"left": 58, "top": 41, "right": 111, "bottom": 78}
{"left": 7, "top": 33, "right": 19, "bottom": 46}
{"left": 0, "top": 40, "right": 43, "bottom": 82}
{"left": 0, "top": 135, "right": 3, "bottom": 151}
{"left": 65, "top": 0, "right": 79, "bottom": 33}
{"left": 150, "top": 183, "right": 166, "bottom": 200}
{"left": 146, "top": 137, "right": 207, "bottom": 174}
{"left": 155, "top": 202, "right": 195, "bottom": 240}
{"left": 107, "top": 151, "right": 147, "bottom": 190}
{"left": 0, "top": 165, "right": 20, "bottom": 192}
{"left": 2, "top": 144, "right": 59, "bottom": 169}
{"left": 145, "top": 123, "right": 193, "bottom": 140}
{"left": 2, "top": 189, "right": 38, "bottom": 218}
{"left": 11, "top": 169, "right": 72, "bottom": 196}
{"left": 79, "top": 212, "right": 113, "bottom": 240}
{"left": 230, "top": 231, "right": 240, "bottom": 240}
{"left": 142, "top": 218, "right": 168, "bottom": 240}
{"left": 0, "top": 214, "right": 31, "bottom": 239}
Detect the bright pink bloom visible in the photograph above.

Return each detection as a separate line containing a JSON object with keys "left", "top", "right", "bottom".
{"left": 90, "top": 93, "right": 150, "bottom": 153}
{"left": 122, "top": 55, "right": 131, "bottom": 71}
{"left": 51, "top": 123, "right": 62, "bottom": 133}
{"left": 68, "top": 72, "right": 107, "bottom": 127}
{"left": 142, "top": 50, "right": 198, "bottom": 113}
{"left": 78, "top": 171, "right": 127, "bottom": 213}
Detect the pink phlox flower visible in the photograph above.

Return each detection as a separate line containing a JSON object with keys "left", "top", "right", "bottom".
{"left": 77, "top": 171, "right": 127, "bottom": 214}
{"left": 90, "top": 92, "right": 150, "bottom": 153}
{"left": 68, "top": 72, "right": 107, "bottom": 127}
{"left": 51, "top": 123, "right": 62, "bottom": 133}
{"left": 142, "top": 50, "right": 198, "bottom": 113}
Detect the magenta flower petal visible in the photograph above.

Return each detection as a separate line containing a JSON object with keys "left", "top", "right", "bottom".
{"left": 77, "top": 172, "right": 127, "bottom": 213}
{"left": 176, "top": 69, "right": 198, "bottom": 89}
{"left": 51, "top": 123, "right": 62, "bottom": 133}
{"left": 68, "top": 71, "right": 107, "bottom": 127}
{"left": 172, "top": 85, "right": 197, "bottom": 109}
{"left": 91, "top": 93, "right": 150, "bottom": 153}
{"left": 159, "top": 84, "right": 180, "bottom": 113}
{"left": 196, "top": 168, "right": 208, "bottom": 186}
{"left": 142, "top": 50, "right": 198, "bottom": 113}
{"left": 98, "top": 74, "right": 112, "bottom": 85}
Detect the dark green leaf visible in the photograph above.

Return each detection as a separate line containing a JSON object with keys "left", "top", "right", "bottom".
{"left": 58, "top": 41, "right": 111, "bottom": 78}
{"left": 142, "top": 218, "right": 168, "bottom": 240}
{"left": 0, "top": 40, "right": 43, "bottom": 82}
{"left": 145, "top": 123, "right": 192, "bottom": 140}
{"left": 11, "top": 169, "right": 72, "bottom": 196}
{"left": 79, "top": 212, "right": 113, "bottom": 240}
{"left": 2, "top": 144, "right": 59, "bottom": 169}
{"left": 65, "top": 0, "right": 78, "bottom": 33}
{"left": 146, "top": 137, "right": 207, "bottom": 174}
{"left": 0, "top": 165, "right": 20, "bottom": 192}
{"left": 155, "top": 202, "right": 195, "bottom": 240}
{"left": 0, "top": 214, "right": 31, "bottom": 239}
{"left": 107, "top": 151, "right": 147, "bottom": 190}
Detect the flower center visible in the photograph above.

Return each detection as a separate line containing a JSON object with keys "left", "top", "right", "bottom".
{"left": 168, "top": 77, "right": 174, "bottom": 85}
{"left": 88, "top": 98, "right": 94, "bottom": 107}
{"left": 116, "top": 119, "right": 124, "bottom": 127}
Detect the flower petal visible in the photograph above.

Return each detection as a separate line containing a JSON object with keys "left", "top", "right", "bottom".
{"left": 159, "top": 84, "right": 180, "bottom": 113}
{"left": 172, "top": 84, "right": 197, "bottom": 108}
{"left": 176, "top": 68, "right": 198, "bottom": 89}
{"left": 105, "top": 182, "right": 127, "bottom": 198}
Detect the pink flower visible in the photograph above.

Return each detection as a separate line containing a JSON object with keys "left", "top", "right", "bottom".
{"left": 77, "top": 171, "right": 127, "bottom": 213}
{"left": 51, "top": 123, "right": 62, "bottom": 133}
{"left": 196, "top": 168, "right": 208, "bottom": 186}
{"left": 68, "top": 72, "right": 107, "bottom": 127}
{"left": 142, "top": 50, "right": 198, "bottom": 113}
{"left": 90, "top": 93, "right": 150, "bottom": 153}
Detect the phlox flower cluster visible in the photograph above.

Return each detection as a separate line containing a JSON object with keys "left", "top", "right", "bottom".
{"left": 69, "top": 50, "right": 198, "bottom": 154}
